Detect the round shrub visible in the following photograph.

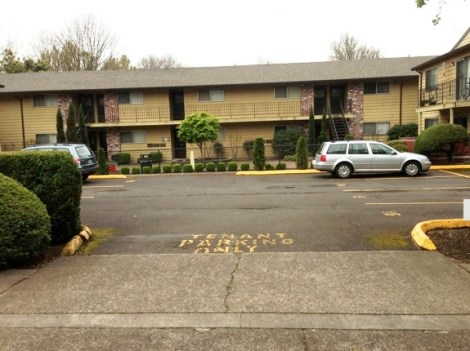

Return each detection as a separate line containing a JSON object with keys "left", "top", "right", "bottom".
{"left": 195, "top": 163, "right": 205, "bottom": 172}
{"left": 265, "top": 164, "right": 274, "bottom": 170}
{"left": 276, "top": 162, "right": 287, "bottom": 170}
{"left": 387, "top": 140, "right": 408, "bottom": 152}
{"left": 149, "top": 151, "right": 163, "bottom": 164}
{"left": 206, "top": 162, "right": 216, "bottom": 172}
{"left": 121, "top": 167, "right": 130, "bottom": 174}
{"left": 151, "top": 166, "right": 161, "bottom": 174}
{"left": 0, "top": 174, "right": 51, "bottom": 268}
{"left": 162, "top": 164, "right": 172, "bottom": 173}
{"left": 387, "top": 123, "right": 418, "bottom": 140}
{"left": 217, "top": 162, "right": 227, "bottom": 171}
{"left": 183, "top": 164, "right": 193, "bottom": 173}
{"left": 115, "top": 152, "right": 131, "bottom": 165}
{"left": 172, "top": 164, "right": 182, "bottom": 173}
{"left": 131, "top": 167, "right": 141, "bottom": 174}
{"left": 142, "top": 166, "right": 152, "bottom": 174}
{"left": 241, "top": 163, "right": 250, "bottom": 171}
{"left": 227, "top": 162, "right": 238, "bottom": 171}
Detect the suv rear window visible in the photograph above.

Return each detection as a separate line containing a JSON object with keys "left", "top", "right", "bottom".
{"left": 75, "top": 145, "right": 93, "bottom": 157}
{"left": 327, "top": 144, "right": 347, "bottom": 154}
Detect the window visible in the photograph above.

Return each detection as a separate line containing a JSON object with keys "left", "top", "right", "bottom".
{"left": 118, "top": 92, "right": 143, "bottom": 104}
{"left": 36, "top": 134, "right": 57, "bottom": 144}
{"left": 424, "top": 118, "right": 438, "bottom": 129}
{"left": 363, "top": 122, "right": 390, "bottom": 135}
{"left": 425, "top": 67, "right": 438, "bottom": 90}
{"left": 33, "top": 94, "right": 58, "bottom": 107}
{"left": 348, "top": 143, "right": 369, "bottom": 155}
{"left": 274, "top": 86, "right": 301, "bottom": 99}
{"left": 364, "top": 82, "right": 390, "bottom": 94}
{"left": 326, "top": 143, "right": 347, "bottom": 155}
{"left": 274, "top": 125, "right": 302, "bottom": 133}
{"left": 198, "top": 89, "right": 224, "bottom": 102}
{"left": 217, "top": 127, "right": 226, "bottom": 141}
{"left": 120, "top": 130, "right": 146, "bottom": 143}
{"left": 370, "top": 143, "right": 394, "bottom": 155}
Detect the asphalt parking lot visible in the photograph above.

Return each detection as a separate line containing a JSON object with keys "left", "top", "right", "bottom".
{"left": 80, "top": 169, "right": 470, "bottom": 255}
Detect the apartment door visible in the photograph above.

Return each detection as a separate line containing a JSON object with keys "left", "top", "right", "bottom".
{"left": 171, "top": 127, "right": 186, "bottom": 159}
{"left": 170, "top": 90, "right": 185, "bottom": 120}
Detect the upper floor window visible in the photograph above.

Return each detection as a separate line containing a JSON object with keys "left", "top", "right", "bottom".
{"left": 198, "top": 89, "right": 224, "bottom": 102}
{"left": 274, "top": 86, "right": 301, "bottom": 99}
{"left": 33, "top": 94, "right": 57, "bottom": 107}
{"left": 364, "top": 82, "right": 390, "bottom": 94}
{"left": 425, "top": 67, "right": 438, "bottom": 90}
{"left": 118, "top": 91, "right": 143, "bottom": 105}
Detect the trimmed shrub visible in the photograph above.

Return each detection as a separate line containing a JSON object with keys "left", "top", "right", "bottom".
{"left": 121, "top": 167, "right": 130, "bottom": 174}
{"left": 151, "top": 166, "right": 161, "bottom": 174}
{"left": 217, "top": 162, "right": 227, "bottom": 171}
{"left": 172, "top": 164, "right": 182, "bottom": 173}
{"left": 253, "top": 138, "right": 266, "bottom": 170}
{"left": 96, "top": 147, "right": 109, "bottom": 175}
{"left": 273, "top": 127, "right": 304, "bottom": 159}
{"left": 195, "top": 163, "right": 205, "bottom": 172}
{"left": 206, "top": 162, "right": 216, "bottom": 172}
{"left": 142, "top": 166, "right": 152, "bottom": 174}
{"left": 265, "top": 164, "right": 274, "bottom": 170}
{"left": 276, "top": 162, "right": 287, "bottom": 170}
{"left": 115, "top": 152, "right": 131, "bottom": 165}
{"left": 131, "top": 167, "right": 141, "bottom": 174}
{"left": 183, "top": 164, "right": 193, "bottom": 173}
{"left": 0, "top": 152, "right": 82, "bottom": 244}
{"left": 162, "top": 164, "right": 172, "bottom": 173}
{"left": 241, "top": 163, "right": 250, "bottom": 171}
{"left": 227, "top": 162, "right": 238, "bottom": 171}
{"left": 387, "top": 123, "right": 418, "bottom": 140}
{"left": 296, "top": 136, "right": 308, "bottom": 169}
{"left": 149, "top": 151, "right": 163, "bottom": 164}
{"left": 414, "top": 123, "right": 469, "bottom": 162}
{"left": 387, "top": 140, "right": 408, "bottom": 152}
{"left": 0, "top": 174, "right": 51, "bottom": 268}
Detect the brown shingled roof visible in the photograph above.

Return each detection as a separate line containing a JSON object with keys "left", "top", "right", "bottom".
{"left": 0, "top": 56, "right": 435, "bottom": 94}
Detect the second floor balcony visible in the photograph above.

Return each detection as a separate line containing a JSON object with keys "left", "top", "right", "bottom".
{"left": 419, "top": 78, "right": 470, "bottom": 108}
{"left": 93, "top": 100, "right": 310, "bottom": 125}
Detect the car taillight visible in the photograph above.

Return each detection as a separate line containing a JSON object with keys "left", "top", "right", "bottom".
{"left": 75, "top": 158, "right": 81, "bottom": 166}
{"left": 320, "top": 155, "right": 326, "bottom": 162}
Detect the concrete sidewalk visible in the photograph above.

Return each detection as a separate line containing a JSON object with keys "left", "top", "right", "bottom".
{"left": 1, "top": 251, "right": 470, "bottom": 349}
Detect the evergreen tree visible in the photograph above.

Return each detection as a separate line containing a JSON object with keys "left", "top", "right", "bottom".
{"left": 317, "top": 107, "right": 329, "bottom": 144}
{"left": 96, "top": 147, "right": 109, "bottom": 175}
{"left": 77, "top": 104, "right": 90, "bottom": 146}
{"left": 56, "top": 108, "right": 66, "bottom": 143}
{"left": 253, "top": 138, "right": 266, "bottom": 170}
{"left": 66, "top": 105, "right": 78, "bottom": 143}
{"left": 296, "top": 136, "right": 308, "bottom": 170}
{"left": 307, "top": 108, "right": 316, "bottom": 155}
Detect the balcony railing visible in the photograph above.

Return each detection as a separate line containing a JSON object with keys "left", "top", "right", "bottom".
{"left": 97, "top": 101, "right": 306, "bottom": 124}
{"left": 419, "top": 78, "right": 470, "bottom": 107}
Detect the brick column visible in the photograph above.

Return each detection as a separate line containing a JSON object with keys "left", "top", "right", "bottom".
{"left": 347, "top": 84, "right": 364, "bottom": 139}
{"left": 301, "top": 86, "right": 314, "bottom": 116}
{"left": 104, "top": 93, "right": 119, "bottom": 123}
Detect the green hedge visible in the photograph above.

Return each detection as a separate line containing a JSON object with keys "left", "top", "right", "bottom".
{"left": 0, "top": 174, "right": 51, "bottom": 268}
{"left": 115, "top": 152, "right": 131, "bottom": 165}
{"left": 195, "top": 163, "right": 205, "bottom": 172}
{"left": 0, "top": 152, "right": 81, "bottom": 244}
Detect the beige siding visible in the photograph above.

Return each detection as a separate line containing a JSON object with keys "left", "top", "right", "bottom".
{"left": 454, "top": 31, "right": 470, "bottom": 49}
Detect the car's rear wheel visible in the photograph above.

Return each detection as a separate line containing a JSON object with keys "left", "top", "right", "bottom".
{"left": 403, "top": 161, "right": 421, "bottom": 177}
{"left": 335, "top": 163, "right": 353, "bottom": 179}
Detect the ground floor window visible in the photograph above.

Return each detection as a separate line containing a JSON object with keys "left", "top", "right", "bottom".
{"left": 120, "top": 130, "right": 146, "bottom": 143}
{"left": 363, "top": 122, "right": 390, "bottom": 135}
{"left": 424, "top": 118, "right": 438, "bottom": 129}
{"left": 36, "top": 134, "right": 57, "bottom": 144}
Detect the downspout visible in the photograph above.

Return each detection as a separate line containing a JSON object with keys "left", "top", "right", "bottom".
{"left": 399, "top": 81, "right": 404, "bottom": 126}
{"left": 16, "top": 97, "right": 26, "bottom": 148}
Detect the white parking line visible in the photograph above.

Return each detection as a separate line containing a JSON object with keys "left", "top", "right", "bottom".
{"left": 366, "top": 201, "right": 462, "bottom": 205}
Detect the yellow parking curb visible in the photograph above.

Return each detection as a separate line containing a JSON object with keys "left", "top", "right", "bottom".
{"left": 88, "top": 175, "right": 127, "bottom": 179}
{"left": 411, "top": 219, "right": 470, "bottom": 251}
{"left": 237, "top": 169, "right": 320, "bottom": 176}
{"left": 61, "top": 225, "right": 93, "bottom": 256}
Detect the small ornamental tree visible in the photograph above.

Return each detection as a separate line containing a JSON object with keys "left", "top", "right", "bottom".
{"left": 272, "top": 127, "right": 304, "bottom": 160}
{"left": 317, "top": 108, "right": 329, "bottom": 144}
{"left": 414, "top": 123, "right": 469, "bottom": 163}
{"left": 177, "top": 112, "right": 220, "bottom": 161}
{"left": 96, "top": 147, "right": 109, "bottom": 175}
{"left": 253, "top": 137, "right": 266, "bottom": 170}
{"left": 296, "top": 136, "right": 308, "bottom": 169}
{"left": 66, "top": 105, "right": 78, "bottom": 143}
{"left": 56, "top": 108, "right": 66, "bottom": 143}
{"left": 77, "top": 104, "right": 90, "bottom": 146}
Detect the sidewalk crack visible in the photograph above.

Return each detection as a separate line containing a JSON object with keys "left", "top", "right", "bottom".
{"left": 224, "top": 253, "right": 241, "bottom": 313}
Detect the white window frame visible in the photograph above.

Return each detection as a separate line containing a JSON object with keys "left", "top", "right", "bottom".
{"left": 274, "top": 86, "right": 301, "bottom": 99}
{"left": 363, "top": 122, "right": 390, "bottom": 135}
{"left": 364, "top": 82, "right": 390, "bottom": 94}
{"left": 424, "top": 118, "right": 438, "bottom": 129}
{"left": 120, "top": 130, "right": 146, "bottom": 143}
{"left": 425, "top": 67, "right": 439, "bottom": 90}
{"left": 198, "top": 89, "right": 224, "bottom": 102}
{"left": 33, "top": 94, "right": 58, "bottom": 107}
{"left": 118, "top": 91, "right": 144, "bottom": 105}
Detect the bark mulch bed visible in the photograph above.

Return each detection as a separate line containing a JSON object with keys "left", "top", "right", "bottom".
{"left": 426, "top": 227, "right": 470, "bottom": 263}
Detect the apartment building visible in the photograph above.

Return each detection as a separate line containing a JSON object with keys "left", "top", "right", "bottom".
{"left": 0, "top": 56, "right": 432, "bottom": 162}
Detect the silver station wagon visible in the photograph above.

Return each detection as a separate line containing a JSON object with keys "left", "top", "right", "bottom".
{"left": 312, "top": 140, "right": 432, "bottom": 178}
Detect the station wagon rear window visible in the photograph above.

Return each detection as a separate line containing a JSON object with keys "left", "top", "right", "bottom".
{"left": 327, "top": 144, "right": 347, "bottom": 154}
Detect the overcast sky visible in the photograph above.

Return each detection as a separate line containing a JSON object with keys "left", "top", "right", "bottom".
{"left": 1, "top": 0, "right": 469, "bottom": 67}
